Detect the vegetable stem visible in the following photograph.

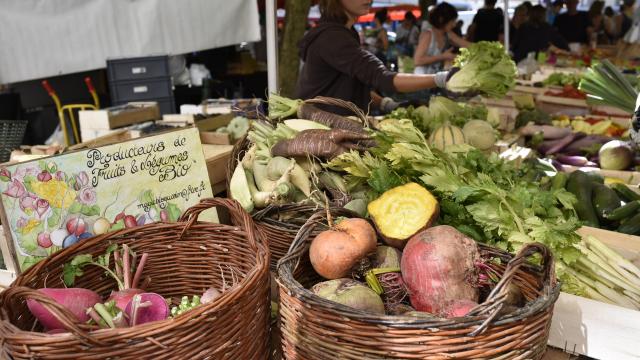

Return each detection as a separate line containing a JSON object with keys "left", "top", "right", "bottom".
{"left": 131, "top": 253, "right": 148, "bottom": 290}
{"left": 123, "top": 244, "right": 131, "bottom": 289}
{"left": 94, "top": 303, "right": 115, "bottom": 328}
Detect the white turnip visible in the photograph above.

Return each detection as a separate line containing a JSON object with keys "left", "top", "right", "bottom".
{"left": 312, "top": 278, "right": 385, "bottom": 314}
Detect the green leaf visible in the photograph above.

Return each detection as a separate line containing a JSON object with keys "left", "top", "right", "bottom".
{"left": 21, "top": 256, "right": 45, "bottom": 271}
{"left": 110, "top": 219, "right": 125, "bottom": 231}
{"left": 23, "top": 175, "right": 36, "bottom": 193}
{"left": 69, "top": 202, "right": 82, "bottom": 214}
{"left": 80, "top": 204, "right": 100, "bottom": 216}
{"left": 166, "top": 203, "right": 181, "bottom": 222}
{"left": 47, "top": 208, "right": 61, "bottom": 228}
{"left": 63, "top": 254, "right": 92, "bottom": 286}
{"left": 367, "top": 164, "right": 403, "bottom": 195}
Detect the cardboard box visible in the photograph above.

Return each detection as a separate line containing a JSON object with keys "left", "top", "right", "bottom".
{"left": 548, "top": 227, "right": 640, "bottom": 360}
{"left": 79, "top": 102, "right": 160, "bottom": 131}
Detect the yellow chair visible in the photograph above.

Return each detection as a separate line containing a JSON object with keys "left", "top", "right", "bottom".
{"left": 42, "top": 77, "right": 100, "bottom": 146}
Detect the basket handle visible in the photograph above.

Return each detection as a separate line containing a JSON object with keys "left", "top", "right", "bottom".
{"left": 178, "top": 198, "right": 259, "bottom": 250}
{"left": 304, "top": 96, "right": 371, "bottom": 128}
{"left": 0, "top": 286, "right": 105, "bottom": 346}
{"left": 468, "top": 242, "right": 555, "bottom": 336}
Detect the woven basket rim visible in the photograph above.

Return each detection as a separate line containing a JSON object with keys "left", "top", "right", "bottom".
{"left": 1, "top": 198, "right": 270, "bottom": 342}
{"left": 276, "top": 209, "right": 560, "bottom": 333}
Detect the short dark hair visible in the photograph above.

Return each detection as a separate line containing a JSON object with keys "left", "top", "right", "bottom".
{"left": 404, "top": 10, "right": 416, "bottom": 22}
{"left": 319, "top": 0, "right": 348, "bottom": 24}
{"left": 485, "top": 0, "right": 497, "bottom": 6}
{"left": 375, "top": 8, "right": 388, "bottom": 24}
{"left": 552, "top": 0, "right": 564, "bottom": 7}
{"left": 529, "top": 5, "right": 547, "bottom": 24}
{"left": 605, "top": 6, "right": 614, "bottom": 16}
{"left": 429, "top": 2, "right": 458, "bottom": 29}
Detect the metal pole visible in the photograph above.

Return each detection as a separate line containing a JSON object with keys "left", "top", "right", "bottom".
{"left": 503, "top": 0, "right": 509, "bottom": 52}
{"left": 266, "top": 0, "right": 278, "bottom": 94}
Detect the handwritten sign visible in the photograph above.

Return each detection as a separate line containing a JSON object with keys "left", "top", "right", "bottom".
{"left": 0, "top": 128, "right": 216, "bottom": 271}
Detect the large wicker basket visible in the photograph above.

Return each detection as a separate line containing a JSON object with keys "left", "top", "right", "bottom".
{"left": 0, "top": 198, "right": 270, "bottom": 360}
{"left": 276, "top": 210, "right": 560, "bottom": 360}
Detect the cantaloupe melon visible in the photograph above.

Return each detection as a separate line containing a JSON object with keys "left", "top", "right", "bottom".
{"left": 428, "top": 123, "right": 466, "bottom": 151}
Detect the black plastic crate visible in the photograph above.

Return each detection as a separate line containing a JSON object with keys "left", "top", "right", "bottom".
{"left": 0, "top": 120, "right": 28, "bottom": 163}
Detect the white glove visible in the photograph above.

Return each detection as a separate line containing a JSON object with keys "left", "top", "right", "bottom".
{"left": 380, "top": 97, "right": 400, "bottom": 113}
{"left": 434, "top": 70, "right": 449, "bottom": 88}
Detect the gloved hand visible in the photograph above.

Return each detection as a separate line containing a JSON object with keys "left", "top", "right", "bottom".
{"left": 380, "top": 97, "right": 401, "bottom": 113}
{"left": 436, "top": 67, "right": 481, "bottom": 100}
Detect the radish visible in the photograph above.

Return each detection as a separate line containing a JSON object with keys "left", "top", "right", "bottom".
{"left": 37, "top": 232, "right": 52, "bottom": 248}
{"left": 66, "top": 217, "right": 86, "bottom": 236}
{"left": 50, "top": 228, "right": 69, "bottom": 247}
{"left": 93, "top": 217, "right": 111, "bottom": 235}
{"left": 401, "top": 225, "right": 480, "bottom": 316}
{"left": 63, "top": 243, "right": 150, "bottom": 311}
{"left": 124, "top": 293, "right": 169, "bottom": 326}
{"left": 26, "top": 288, "right": 101, "bottom": 330}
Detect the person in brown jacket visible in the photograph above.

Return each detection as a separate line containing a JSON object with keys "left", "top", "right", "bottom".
{"left": 296, "top": 0, "right": 460, "bottom": 114}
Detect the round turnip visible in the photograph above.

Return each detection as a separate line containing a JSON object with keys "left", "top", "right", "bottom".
{"left": 27, "top": 288, "right": 101, "bottom": 331}
{"left": 93, "top": 217, "right": 111, "bottom": 235}
{"left": 312, "top": 278, "right": 385, "bottom": 314}
{"left": 309, "top": 218, "right": 377, "bottom": 280}
{"left": 50, "top": 228, "right": 69, "bottom": 247}
{"left": 599, "top": 140, "right": 634, "bottom": 170}
{"left": 37, "top": 232, "right": 52, "bottom": 248}
{"left": 124, "top": 292, "right": 169, "bottom": 326}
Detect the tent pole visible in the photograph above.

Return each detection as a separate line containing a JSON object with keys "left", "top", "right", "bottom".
{"left": 504, "top": 0, "right": 509, "bottom": 52}
{"left": 266, "top": 0, "right": 279, "bottom": 94}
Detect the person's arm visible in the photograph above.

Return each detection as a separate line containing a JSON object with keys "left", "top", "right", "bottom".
{"left": 379, "top": 29, "right": 389, "bottom": 51}
{"left": 413, "top": 31, "right": 451, "bottom": 66}
{"left": 392, "top": 73, "right": 438, "bottom": 92}
{"left": 447, "top": 31, "right": 471, "bottom": 48}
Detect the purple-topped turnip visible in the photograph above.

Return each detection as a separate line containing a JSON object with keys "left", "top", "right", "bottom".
{"left": 26, "top": 288, "right": 101, "bottom": 331}
{"left": 125, "top": 293, "right": 169, "bottom": 325}
{"left": 63, "top": 243, "right": 150, "bottom": 311}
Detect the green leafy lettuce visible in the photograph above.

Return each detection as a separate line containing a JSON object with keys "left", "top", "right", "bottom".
{"left": 447, "top": 41, "right": 517, "bottom": 98}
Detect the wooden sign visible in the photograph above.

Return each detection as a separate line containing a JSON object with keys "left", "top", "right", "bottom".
{"left": 0, "top": 127, "right": 216, "bottom": 272}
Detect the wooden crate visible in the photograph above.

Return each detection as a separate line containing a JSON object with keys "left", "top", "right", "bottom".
{"left": 548, "top": 227, "right": 640, "bottom": 360}
{"left": 202, "top": 144, "right": 234, "bottom": 195}
{"left": 561, "top": 165, "right": 640, "bottom": 185}
{"left": 79, "top": 102, "right": 160, "bottom": 131}
{"left": 535, "top": 95, "right": 589, "bottom": 116}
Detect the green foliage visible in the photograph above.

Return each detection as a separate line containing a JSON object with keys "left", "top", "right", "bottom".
{"left": 447, "top": 41, "right": 517, "bottom": 98}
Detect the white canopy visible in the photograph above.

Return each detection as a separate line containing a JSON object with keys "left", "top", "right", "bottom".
{"left": 0, "top": 0, "right": 261, "bottom": 84}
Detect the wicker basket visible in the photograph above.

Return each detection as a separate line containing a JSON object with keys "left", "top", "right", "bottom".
{"left": 0, "top": 198, "right": 270, "bottom": 360}
{"left": 276, "top": 211, "right": 560, "bottom": 360}
{"left": 0, "top": 119, "right": 28, "bottom": 163}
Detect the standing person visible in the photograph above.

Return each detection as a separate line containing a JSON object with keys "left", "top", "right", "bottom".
{"left": 396, "top": 11, "right": 420, "bottom": 56}
{"left": 510, "top": 5, "right": 530, "bottom": 47}
{"left": 467, "top": 0, "right": 504, "bottom": 42}
{"left": 586, "top": 1, "right": 606, "bottom": 45}
{"left": 296, "top": 0, "right": 465, "bottom": 114}
{"left": 604, "top": 6, "right": 617, "bottom": 41}
{"left": 553, "top": 0, "right": 590, "bottom": 44}
{"left": 547, "top": 1, "right": 564, "bottom": 25}
{"left": 413, "top": 2, "right": 470, "bottom": 75}
{"left": 363, "top": 9, "right": 390, "bottom": 64}
{"left": 513, "top": 5, "right": 570, "bottom": 62}
{"left": 616, "top": 0, "right": 636, "bottom": 40}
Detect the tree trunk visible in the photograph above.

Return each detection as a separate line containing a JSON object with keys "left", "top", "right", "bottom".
{"left": 278, "top": 0, "right": 311, "bottom": 98}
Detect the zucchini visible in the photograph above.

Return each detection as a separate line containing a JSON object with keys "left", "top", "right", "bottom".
{"left": 585, "top": 171, "right": 605, "bottom": 184}
{"left": 592, "top": 184, "right": 622, "bottom": 221}
{"left": 566, "top": 170, "right": 599, "bottom": 227}
{"left": 551, "top": 172, "right": 568, "bottom": 191}
{"left": 604, "top": 200, "right": 640, "bottom": 221}
{"left": 610, "top": 183, "right": 640, "bottom": 202}
{"left": 617, "top": 212, "right": 640, "bottom": 234}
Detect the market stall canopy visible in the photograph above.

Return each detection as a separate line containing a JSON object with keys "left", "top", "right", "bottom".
{"left": 0, "top": 0, "right": 260, "bottom": 84}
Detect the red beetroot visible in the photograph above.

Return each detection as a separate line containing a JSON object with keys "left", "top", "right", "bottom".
{"left": 443, "top": 300, "right": 478, "bottom": 318}
{"left": 400, "top": 225, "right": 480, "bottom": 316}
{"left": 26, "top": 288, "right": 101, "bottom": 330}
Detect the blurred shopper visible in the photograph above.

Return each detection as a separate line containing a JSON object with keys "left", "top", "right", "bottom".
{"left": 604, "top": 6, "right": 617, "bottom": 41}
{"left": 413, "top": 2, "right": 470, "bottom": 75}
{"left": 396, "top": 11, "right": 420, "bottom": 56}
{"left": 554, "top": 0, "right": 590, "bottom": 44}
{"left": 616, "top": 0, "right": 636, "bottom": 40}
{"left": 467, "top": 0, "right": 504, "bottom": 42}
{"left": 586, "top": 1, "right": 607, "bottom": 45}
{"left": 547, "top": 1, "right": 564, "bottom": 24}
{"left": 453, "top": 20, "right": 464, "bottom": 38}
{"left": 513, "top": 5, "right": 570, "bottom": 61}
{"left": 509, "top": 5, "right": 529, "bottom": 48}
{"left": 363, "top": 8, "right": 390, "bottom": 64}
